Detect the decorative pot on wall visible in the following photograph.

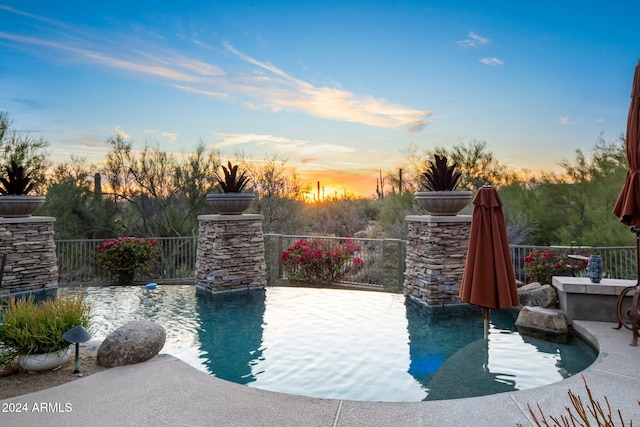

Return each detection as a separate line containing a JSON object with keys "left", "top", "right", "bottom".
{"left": 18, "top": 347, "right": 71, "bottom": 372}
{"left": 206, "top": 193, "right": 255, "bottom": 215}
{"left": 587, "top": 255, "right": 604, "bottom": 284}
{"left": 414, "top": 191, "right": 473, "bottom": 216}
{"left": 0, "top": 195, "right": 46, "bottom": 218}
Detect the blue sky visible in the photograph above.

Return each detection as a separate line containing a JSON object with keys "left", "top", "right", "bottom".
{"left": 1, "top": 1, "right": 639, "bottom": 197}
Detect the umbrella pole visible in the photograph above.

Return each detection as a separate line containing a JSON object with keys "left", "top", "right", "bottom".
{"left": 631, "top": 227, "right": 640, "bottom": 345}
{"left": 615, "top": 226, "right": 640, "bottom": 346}
{"left": 483, "top": 308, "right": 489, "bottom": 339}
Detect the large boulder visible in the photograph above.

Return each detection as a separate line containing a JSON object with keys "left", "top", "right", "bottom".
{"left": 518, "top": 282, "right": 542, "bottom": 291}
{"left": 515, "top": 306, "right": 569, "bottom": 335}
{"left": 518, "top": 282, "right": 557, "bottom": 308}
{"left": 97, "top": 320, "right": 166, "bottom": 368}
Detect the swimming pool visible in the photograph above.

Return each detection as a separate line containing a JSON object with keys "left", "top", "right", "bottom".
{"left": 81, "top": 285, "right": 596, "bottom": 402}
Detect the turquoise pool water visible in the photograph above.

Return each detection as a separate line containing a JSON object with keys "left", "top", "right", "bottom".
{"left": 79, "top": 285, "right": 596, "bottom": 402}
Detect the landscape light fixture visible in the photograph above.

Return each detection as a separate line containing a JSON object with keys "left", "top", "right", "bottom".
{"left": 63, "top": 325, "right": 92, "bottom": 374}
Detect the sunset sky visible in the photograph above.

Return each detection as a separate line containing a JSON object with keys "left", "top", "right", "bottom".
{"left": 1, "top": 1, "right": 639, "bottom": 197}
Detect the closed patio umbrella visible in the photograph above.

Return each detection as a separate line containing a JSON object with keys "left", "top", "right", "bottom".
{"left": 460, "top": 185, "right": 519, "bottom": 339}
{"left": 613, "top": 59, "right": 640, "bottom": 346}
{"left": 613, "top": 59, "right": 640, "bottom": 227}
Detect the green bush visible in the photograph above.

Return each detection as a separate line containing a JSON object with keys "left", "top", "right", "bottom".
{"left": 95, "top": 237, "right": 161, "bottom": 285}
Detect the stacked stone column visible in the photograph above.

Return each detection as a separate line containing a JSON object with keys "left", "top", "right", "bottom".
{"left": 403, "top": 215, "right": 471, "bottom": 305}
{"left": 196, "top": 214, "right": 266, "bottom": 293}
{"left": 0, "top": 217, "right": 58, "bottom": 293}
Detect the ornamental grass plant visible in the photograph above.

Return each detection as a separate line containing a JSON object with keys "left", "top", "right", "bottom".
{"left": 518, "top": 375, "right": 637, "bottom": 427}
{"left": 0, "top": 292, "right": 91, "bottom": 366}
{"left": 281, "top": 238, "right": 364, "bottom": 283}
{"left": 95, "top": 237, "right": 161, "bottom": 285}
{"left": 420, "top": 154, "right": 462, "bottom": 191}
{"left": 0, "top": 161, "right": 36, "bottom": 195}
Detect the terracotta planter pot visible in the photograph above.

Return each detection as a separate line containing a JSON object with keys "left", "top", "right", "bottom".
{"left": 18, "top": 347, "right": 71, "bottom": 372}
{"left": 0, "top": 195, "right": 46, "bottom": 218}
{"left": 206, "top": 193, "right": 255, "bottom": 215}
{"left": 414, "top": 191, "right": 472, "bottom": 216}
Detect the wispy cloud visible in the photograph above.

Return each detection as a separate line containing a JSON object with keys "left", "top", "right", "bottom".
{"left": 174, "top": 56, "right": 225, "bottom": 77}
{"left": 213, "top": 133, "right": 308, "bottom": 150}
{"left": 559, "top": 115, "right": 580, "bottom": 125}
{"left": 0, "top": 6, "right": 429, "bottom": 132}
{"left": 0, "top": 31, "right": 201, "bottom": 82}
{"left": 112, "top": 127, "right": 131, "bottom": 140}
{"left": 144, "top": 129, "right": 179, "bottom": 143}
{"left": 191, "top": 38, "right": 214, "bottom": 50}
{"left": 213, "top": 133, "right": 355, "bottom": 155}
{"left": 479, "top": 57, "right": 504, "bottom": 66}
{"left": 219, "top": 42, "right": 431, "bottom": 131}
{"left": 173, "top": 85, "right": 228, "bottom": 99}
{"left": 212, "top": 133, "right": 359, "bottom": 165}
{"left": 457, "top": 31, "right": 490, "bottom": 48}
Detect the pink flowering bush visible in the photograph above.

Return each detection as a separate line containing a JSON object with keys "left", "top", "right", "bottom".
{"left": 524, "top": 249, "right": 573, "bottom": 284}
{"left": 96, "top": 237, "right": 161, "bottom": 285}
{"left": 281, "top": 238, "right": 364, "bottom": 283}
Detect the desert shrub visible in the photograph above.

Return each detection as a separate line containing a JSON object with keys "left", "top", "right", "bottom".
{"left": 524, "top": 248, "right": 590, "bottom": 284}
{"left": 95, "top": 237, "right": 160, "bottom": 285}
{"left": 281, "top": 238, "right": 364, "bottom": 283}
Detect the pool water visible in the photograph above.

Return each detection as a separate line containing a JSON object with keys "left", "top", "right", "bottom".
{"left": 80, "top": 285, "right": 596, "bottom": 402}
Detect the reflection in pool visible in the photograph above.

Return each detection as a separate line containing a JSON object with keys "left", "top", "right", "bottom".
{"left": 80, "top": 285, "right": 597, "bottom": 402}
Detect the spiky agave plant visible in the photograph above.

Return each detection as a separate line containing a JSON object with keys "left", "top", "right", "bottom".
{"left": 0, "top": 161, "right": 35, "bottom": 195}
{"left": 421, "top": 155, "right": 462, "bottom": 191}
{"left": 214, "top": 161, "right": 250, "bottom": 193}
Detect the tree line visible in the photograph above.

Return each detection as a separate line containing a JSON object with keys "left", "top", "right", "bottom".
{"left": 0, "top": 112, "right": 634, "bottom": 247}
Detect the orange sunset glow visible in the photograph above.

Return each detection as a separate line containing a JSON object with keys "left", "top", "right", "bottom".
{"left": 297, "top": 169, "right": 382, "bottom": 201}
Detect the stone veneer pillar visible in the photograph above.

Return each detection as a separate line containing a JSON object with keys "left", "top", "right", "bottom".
{"left": 403, "top": 215, "right": 471, "bottom": 306}
{"left": 195, "top": 214, "right": 267, "bottom": 293}
{"left": 0, "top": 217, "right": 58, "bottom": 293}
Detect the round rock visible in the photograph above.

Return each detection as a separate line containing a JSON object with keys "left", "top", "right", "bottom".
{"left": 97, "top": 320, "right": 166, "bottom": 368}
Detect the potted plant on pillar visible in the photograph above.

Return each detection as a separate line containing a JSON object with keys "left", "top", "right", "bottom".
{"left": 0, "top": 161, "right": 46, "bottom": 218}
{"left": 414, "top": 154, "right": 472, "bottom": 215}
{"left": 206, "top": 161, "right": 255, "bottom": 215}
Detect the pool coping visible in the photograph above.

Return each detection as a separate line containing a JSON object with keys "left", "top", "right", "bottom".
{"left": 0, "top": 320, "right": 638, "bottom": 426}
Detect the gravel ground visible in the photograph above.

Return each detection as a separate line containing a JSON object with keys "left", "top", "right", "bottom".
{"left": 0, "top": 346, "right": 108, "bottom": 400}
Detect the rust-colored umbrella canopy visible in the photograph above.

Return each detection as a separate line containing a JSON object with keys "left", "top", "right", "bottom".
{"left": 613, "top": 60, "right": 640, "bottom": 346}
{"left": 460, "top": 186, "right": 519, "bottom": 337}
{"left": 614, "top": 59, "right": 640, "bottom": 226}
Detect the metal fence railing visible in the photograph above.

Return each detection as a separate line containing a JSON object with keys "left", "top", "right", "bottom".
{"left": 55, "top": 237, "right": 638, "bottom": 287}
{"left": 56, "top": 239, "right": 102, "bottom": 284}
{"left": 596, "top": 246, "right": 638, "bottom": 280}
{"left": 509, "top": 245, "right": 638, "bottom": 283}
{"left": 56, "top": 237, "right": 198, "bottom": 284}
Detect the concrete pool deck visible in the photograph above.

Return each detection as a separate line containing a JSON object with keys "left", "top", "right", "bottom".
{"left": 1, "top": 321, "right": 639, "bottom": 426}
